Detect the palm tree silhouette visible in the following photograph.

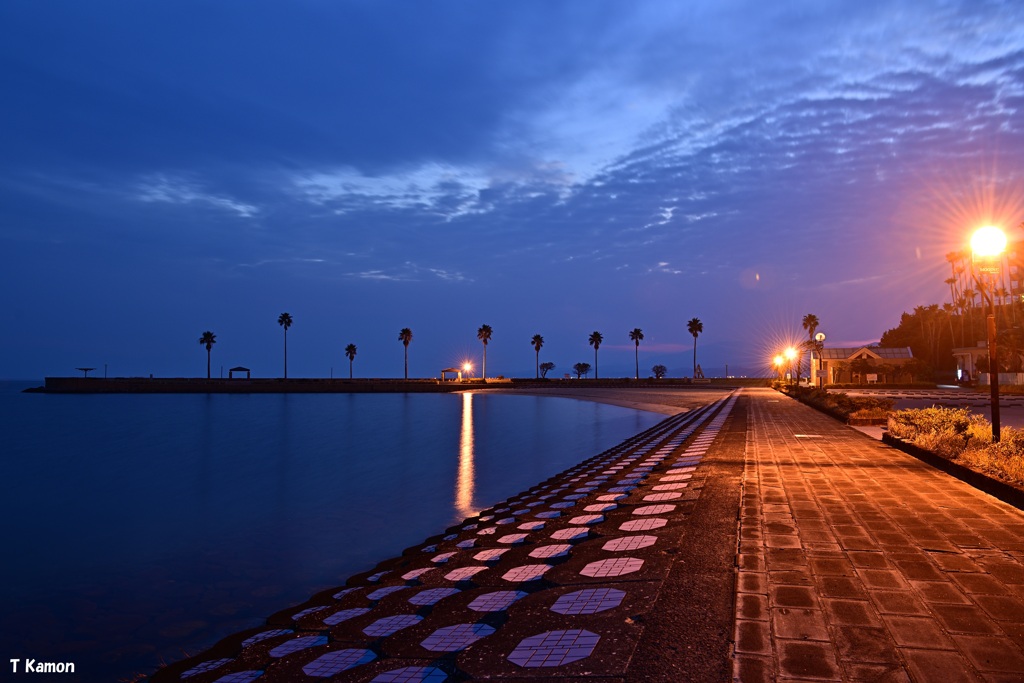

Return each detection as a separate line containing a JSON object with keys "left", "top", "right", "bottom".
{"left": 278, "top": 312, "right": 293, "bottom": 378}
{"left": 477, "top": 324, "right": 493, "bottom": 379}
{"left": 588, "top": 331, "right": 603, "bottom": 379}
{"left": 687, "top": 318, "right": 703, "bottom": 378}
{"left": 345, "top": 343, "right": 357, "bottom": 379}
{"left": 398, "top": 328, "right": 413, "bottom": 379}
{"left": 629, "top": 328, "right": 644, "bottom": 379}
{"left": 198, "top": 331, "right": 216, "bottom": 379}
{"left": 802, "top": 313, "right": 820, "bottom": 385}
{"left": 531, "top": 334, "right": 545, "bottom": 379}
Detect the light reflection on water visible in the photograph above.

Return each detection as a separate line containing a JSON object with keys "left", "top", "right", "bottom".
{"left": 0, "top": 384, "right": 663, "bottom": 680}
{"left": 456, "top": 391, "right": 477, "bottom": 518}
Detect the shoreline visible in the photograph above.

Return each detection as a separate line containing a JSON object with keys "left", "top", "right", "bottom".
{"left": 28, "top": 376, "right": 764, "bottom": 395}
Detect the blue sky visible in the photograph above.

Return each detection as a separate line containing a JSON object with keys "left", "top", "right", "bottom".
{"left": 3, "top": 1, "right": 1024, "bottom": 379}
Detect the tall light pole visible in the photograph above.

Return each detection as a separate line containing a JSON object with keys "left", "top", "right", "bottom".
{"left": 784, "top": 347, "right": 797, "bottom": 385}
{"left": 971, "top": 225, "right": 1007, "bottom": 443}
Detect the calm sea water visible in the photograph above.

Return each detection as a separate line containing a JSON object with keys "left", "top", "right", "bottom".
{"left": 0, "top": 381, "right": 663, "bottom": 680}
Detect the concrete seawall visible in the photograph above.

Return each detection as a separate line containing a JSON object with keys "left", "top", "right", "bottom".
{"left": 32, "top": 377, "right": 763, "bottom": 394}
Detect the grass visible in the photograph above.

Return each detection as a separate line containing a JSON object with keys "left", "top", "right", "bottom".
{"left": 887, "top": 406, "right": 1024, "bottom": 488}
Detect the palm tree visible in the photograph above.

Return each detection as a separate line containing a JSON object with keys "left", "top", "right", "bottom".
{"left": 531, "top": 334, "right": 545, "bottom": 379}
{"left": 687, "top": 318, "right": 703, "bottom": 378}
{"left": 477, "top": 324, "right": 493, "bottom": 379}
{"left": 344, "top": 343, "right": 357, "bottom": 379}
{"left": 629, "top": 328, "right": 644, "bottom": 379}
{"left": 588, "top": 331, "right": 603, "bottom": 379}
{"left": 278, "top": 312, "right": 293, "bottom": 379}
{"left": 198, "top": 331, "right": 216, "bottom": 379}
{"left": 398, "top": 328, "right": 413, "bottom": 379}
{"left": 802, "top": 313, "right": 820, "bottom": 384}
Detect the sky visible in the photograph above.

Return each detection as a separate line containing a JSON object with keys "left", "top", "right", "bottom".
{"left": 3, "top": 0, "right": 1024, "bottom": 380}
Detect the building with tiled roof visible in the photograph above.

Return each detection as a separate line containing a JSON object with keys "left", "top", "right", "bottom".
{"left": 811, "top": 346, "right": 913, "bottom": 386}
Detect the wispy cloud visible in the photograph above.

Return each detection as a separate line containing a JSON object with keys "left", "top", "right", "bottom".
{"left": 136, "top": 175, "right": 258, "bottom": 218}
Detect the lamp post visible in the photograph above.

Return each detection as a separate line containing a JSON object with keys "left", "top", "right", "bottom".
{"left": 784, "top": 347, "right": 797, "bottom": 385}
{"left": 971, "top": 225, "right": 1007, "bottom": 443}
{"left": 773, "top": 355, "right": 785, "bottom": 381}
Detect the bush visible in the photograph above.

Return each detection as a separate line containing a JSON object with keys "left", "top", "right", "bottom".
{"left": 780, "top": 385, "right": 894, "bottom": 422}
{"left": 887, "top": 406, "right": 1024, "bottom": 486}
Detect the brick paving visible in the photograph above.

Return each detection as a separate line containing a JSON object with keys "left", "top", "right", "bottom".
{"left": 736, "top": 388, "right": 1024, "bottom": 682}
{"left": 149, "top": 388, "right": 1024, "bottom": 682}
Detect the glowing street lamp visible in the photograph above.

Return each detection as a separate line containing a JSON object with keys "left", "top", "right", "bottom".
{"left": 971, "top": 225, "right": 1007, "bottom": 442}
{"left": 773, "top": 354, "right": 785, "bottom": 380}
{"left": 462, "top": 361, "right": 473, "bottom": 380}
{"left": 784, "top": 347, "right": 797, "bottom": 384}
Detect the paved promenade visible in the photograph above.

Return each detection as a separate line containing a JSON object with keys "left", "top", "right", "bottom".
{"left": 151, "top": 388, "right": 1024, "bottom": 682}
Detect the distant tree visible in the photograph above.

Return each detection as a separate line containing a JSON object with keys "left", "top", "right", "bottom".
{"left": 278, "top": 312, "right": 293, "bottom": 379}
{"left": 652, "top": 364, "right": 667, "bottom": 379}
{"left": 802, "top": 313, "right": 820, "bottom": 384}
{"left": 477, "top": 324, "right": 493, "bottom": 379}
{"left": 687, "top": 318, "right": 703, "bottom": 378}
{"left": 345, "top": 343, "right": 357, "bottom": 379}
{"left": 531, "top": 334, "right": 545, "bottom": 379}
{"left": 851, "top": 357, "right": 873, "bottom": 385}
{"left": 398, "top": 328, "right": 413, "bottom": 379}
{"left": 539, "top": 361, "right": 555, "bottom": 379}
{"left": 588, "top": 331, "right": 603, "bottom": 379}
{"left": 573, "top": 362, "right": 592, "bottom": 379}
{"left": 629, "top": 328, "right": 644, "bottom": 379}
{"left": 198, "top": 331, "right": 216, "bottom": 379}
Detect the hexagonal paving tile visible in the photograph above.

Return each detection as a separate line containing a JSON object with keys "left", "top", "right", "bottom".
{"left": 584, "top": 503, "right": 617, "bottom": 512}
{"left": 551, "top": 588, "right": 626, "bottom": 615}
{"left": 431, "top": 552, "right": 457, "bottom": 563}
{"left": 602, "top": 535, "right": 658, "bottom": 552}
{"left": 579, "top": 557, "right": 644, "bottom": 578}
{"left": 473, "top": 548, "right": 508, "bottom": 562}
{"left": 269, "top": 635, "right": 328, "bottom": 658}
{"left": 534, "top": 511, "right": 561, "bottom": 519}
{"left": 370, "top": 665, "right": 449, "bottom": 682}
{"left": 502, "top": 564, "right": 552, "bottom": 582}
{"left": 550, "top": 527, "right": 589, "bottom": 541}
{"left": 498, "top": 533, "right": 529, "bottom": 544}
{"left": 652, "top": 482, "right": 688, "bottom": 491}
{"left": 619, "top": 517, "right": 668, "bottom": 532}
{"left": 324, "top": 607, "right": 371, "bottom": 626}
{"left": 468, "top": 590, "right": 528, "bottom": 612}
{"left": 420, "top": 623, "right": 496, "bottom": 652}
{"left": 529, "top": 543, "right": 572, "bottom": 559}
{"left": 241, "top": 629, "right": 293, "bottom": 648}
{"left": 456, "top": 539, "right": 477, "bottom": 549}
{"left": 567, "top": 514, "right": 604, "bottom": 525}
{"left": 367, "top": 586, "right": 407, "bottom": 600}
{"left": 302, "top": 649, "right": 376, "bottom": 677}
{"left": 402, "top": 567, "right": 433, "bottom": 580}
{"left": 363, "top": 614, "right": 423, "bottom": 637}
{"left": 182, "top": 658, "right": 232, "bottom": 678}
{"left": 642, "top": 492, "right": 682, "bottom": 502}
{"left": 409, "top": 587, "right": 461, "bottom": 606}
{"left": 518, "top": 521, "right": 546, "bottom": 531}
{"left": 212, "top": 672, "right": 263, "bottom": 683}
{"left": 507, "top": 629, "right": 601, "bottom": 667}
{"left": 445, "top": 566, "right": 488, "bottom": 581}
{"left": 632, "top": 504, "right": 676, "bottom": 515}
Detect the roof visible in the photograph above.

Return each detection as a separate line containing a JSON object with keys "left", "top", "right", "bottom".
{"left": 229, "top": 366, "right": 250, "bottom": 371}
{"left": 818, "top": 346, "right": 913, "bottom": 360}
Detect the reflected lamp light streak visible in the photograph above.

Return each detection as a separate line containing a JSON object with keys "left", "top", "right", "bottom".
{"left": 455, "top": 391, "right": 477, "bottom": 517}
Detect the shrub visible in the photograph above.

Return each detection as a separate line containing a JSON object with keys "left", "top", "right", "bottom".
{"left": 886, "top": 406, "right": 1024, "bottom": 487}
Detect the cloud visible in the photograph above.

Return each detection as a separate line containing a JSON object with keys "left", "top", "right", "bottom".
{"left": 136, "top": 175, "right": 258, "bottom": 217}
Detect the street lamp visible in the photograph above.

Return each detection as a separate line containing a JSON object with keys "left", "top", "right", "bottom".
{"left": 971, "top": 225, "right": 1007, "bottom": 442}
{"left": 784, "top": 347, "right": 797, "bottom": 385}
{"left": 773, "top": 355, "right": 785, "bottom": 380}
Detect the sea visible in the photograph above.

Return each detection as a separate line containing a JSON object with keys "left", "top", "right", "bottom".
{"left": 0, "top": 381, "right": 664, "bottom": 681}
